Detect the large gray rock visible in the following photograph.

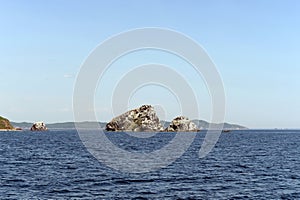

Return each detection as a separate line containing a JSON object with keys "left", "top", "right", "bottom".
{"left": 30, "top": 122, "right": 48, "bottom": 131}
{"left": 105, "top": 105, "right": 164, "bottom": 132}
{"left": 165, "top": 116, "right": 199, "bottom": 132}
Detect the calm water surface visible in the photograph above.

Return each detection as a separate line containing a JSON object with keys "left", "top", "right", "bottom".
{"left": 0, "top": 130, "right": 300, "bottom": 199}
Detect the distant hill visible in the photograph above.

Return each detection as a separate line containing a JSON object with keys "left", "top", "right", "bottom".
{"left": 10, "top": 122, "right": 32, "bottom": 129}
{"left": 12, "top": 120, "right": 247, "bottom": 130}
{"left": 11, "top": 121, "right": 107, "bottom": 129}
{"left": 47, "top": 122, "right": 107, "bottom": 129}
{"left": 161, "top": 119, "right": 247, "bottom": 130}
{"left": 191, "top": 120, "right": 247, "bottom": 130}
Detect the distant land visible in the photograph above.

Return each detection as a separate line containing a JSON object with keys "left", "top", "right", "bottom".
{"left": 0, "top": 116, "right": 15, "bottom": 130}
{"left": 162, "top": 120, "right": 247, "bottom": 130}
{"left": 11, "top": 120, "right": 247, "bottom": 130}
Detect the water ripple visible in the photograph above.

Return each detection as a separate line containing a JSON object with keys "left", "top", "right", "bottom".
{"left": 0, "top": 130, "right": 300, "bottom": 199}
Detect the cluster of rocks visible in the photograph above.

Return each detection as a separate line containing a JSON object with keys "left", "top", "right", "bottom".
{"left": 106, "top": 105, "right": 164, "bottom": 132}
{"left": 105, "top": 105, "right": 199, "bottom": 132}
{"left": 30, "top": 122, "right": 48, "bottom": 131}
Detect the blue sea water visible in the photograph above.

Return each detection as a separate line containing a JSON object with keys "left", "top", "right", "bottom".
{"left": 0, "top": 130, "right": 300, "bottom": 199}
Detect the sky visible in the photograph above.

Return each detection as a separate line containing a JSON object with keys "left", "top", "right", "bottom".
{"left": 0, "top": 0, "right": 300, "bottom": 129}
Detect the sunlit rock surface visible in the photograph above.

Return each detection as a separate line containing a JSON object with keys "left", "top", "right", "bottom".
{"left": 165, "top": 116, "right": 199, "bottom": 132}
{"left": 30, "top": 122, "right": 48, "bottom": 131}
{"left": 0, "top": 116, "right": 15, "bottom": 130}
{"left": 105, "top": 105, "right": 164, "bottom": 132}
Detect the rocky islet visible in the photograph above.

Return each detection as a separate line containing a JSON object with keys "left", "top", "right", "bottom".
{"left": 0, "top": 116, "right": 15, "bottom": 130}
{"left": 30, "top": 122, "right": 48, "bottom": 131}
{"left": 106, "top": 105, "right": 199, "bottom": 132}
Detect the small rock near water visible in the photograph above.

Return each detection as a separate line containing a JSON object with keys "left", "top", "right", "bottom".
{"left": 30, "top": 122, "right": 48, "bottom": 131}
{"left": 165, "top": 116, "right": 199, "bottom": 132}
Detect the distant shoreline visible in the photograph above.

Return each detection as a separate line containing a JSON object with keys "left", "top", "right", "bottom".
{"left": 11, "top": 120, "right": 248, "bottom": 130}
{"left": 0, "top": 128, "right": 21, "bottom": 131}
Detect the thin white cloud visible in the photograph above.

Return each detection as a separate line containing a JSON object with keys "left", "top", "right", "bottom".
{"left": 63, "top": 74, "right": 73, "bottom": 78}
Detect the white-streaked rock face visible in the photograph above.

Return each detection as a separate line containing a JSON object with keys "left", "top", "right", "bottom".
{"left": 105, "top": 105, "right": 200, "bottom": 132}
{"left": 105, "top": 105, "right": 164, "bottom": 132}
{"left": 165, "top": 116, "right": 199, "bottom": 132}
{"left": 30, "top": 122, "right": 48, "bottom": 131}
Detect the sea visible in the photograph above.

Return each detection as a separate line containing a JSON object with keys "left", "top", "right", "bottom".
{"left": 0, "top": 130, "right": 300, "bottom": 199}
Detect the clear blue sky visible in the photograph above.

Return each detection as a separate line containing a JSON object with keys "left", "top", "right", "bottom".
{"left": 0, "top": 0, "right": 299, "bottom": 128}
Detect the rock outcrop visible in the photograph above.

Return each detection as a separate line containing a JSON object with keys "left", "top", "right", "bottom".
{"left": 165, "top": 116, "right": 199, "bottom": 132}
{"left": 30, "top": 122, "right": 48, "bottom": 131}
{"left": 0, "top": 116, "right": 15, "bottom": 130}
{"left": 106, "top": 105, "right": 164, "bottom": 132}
